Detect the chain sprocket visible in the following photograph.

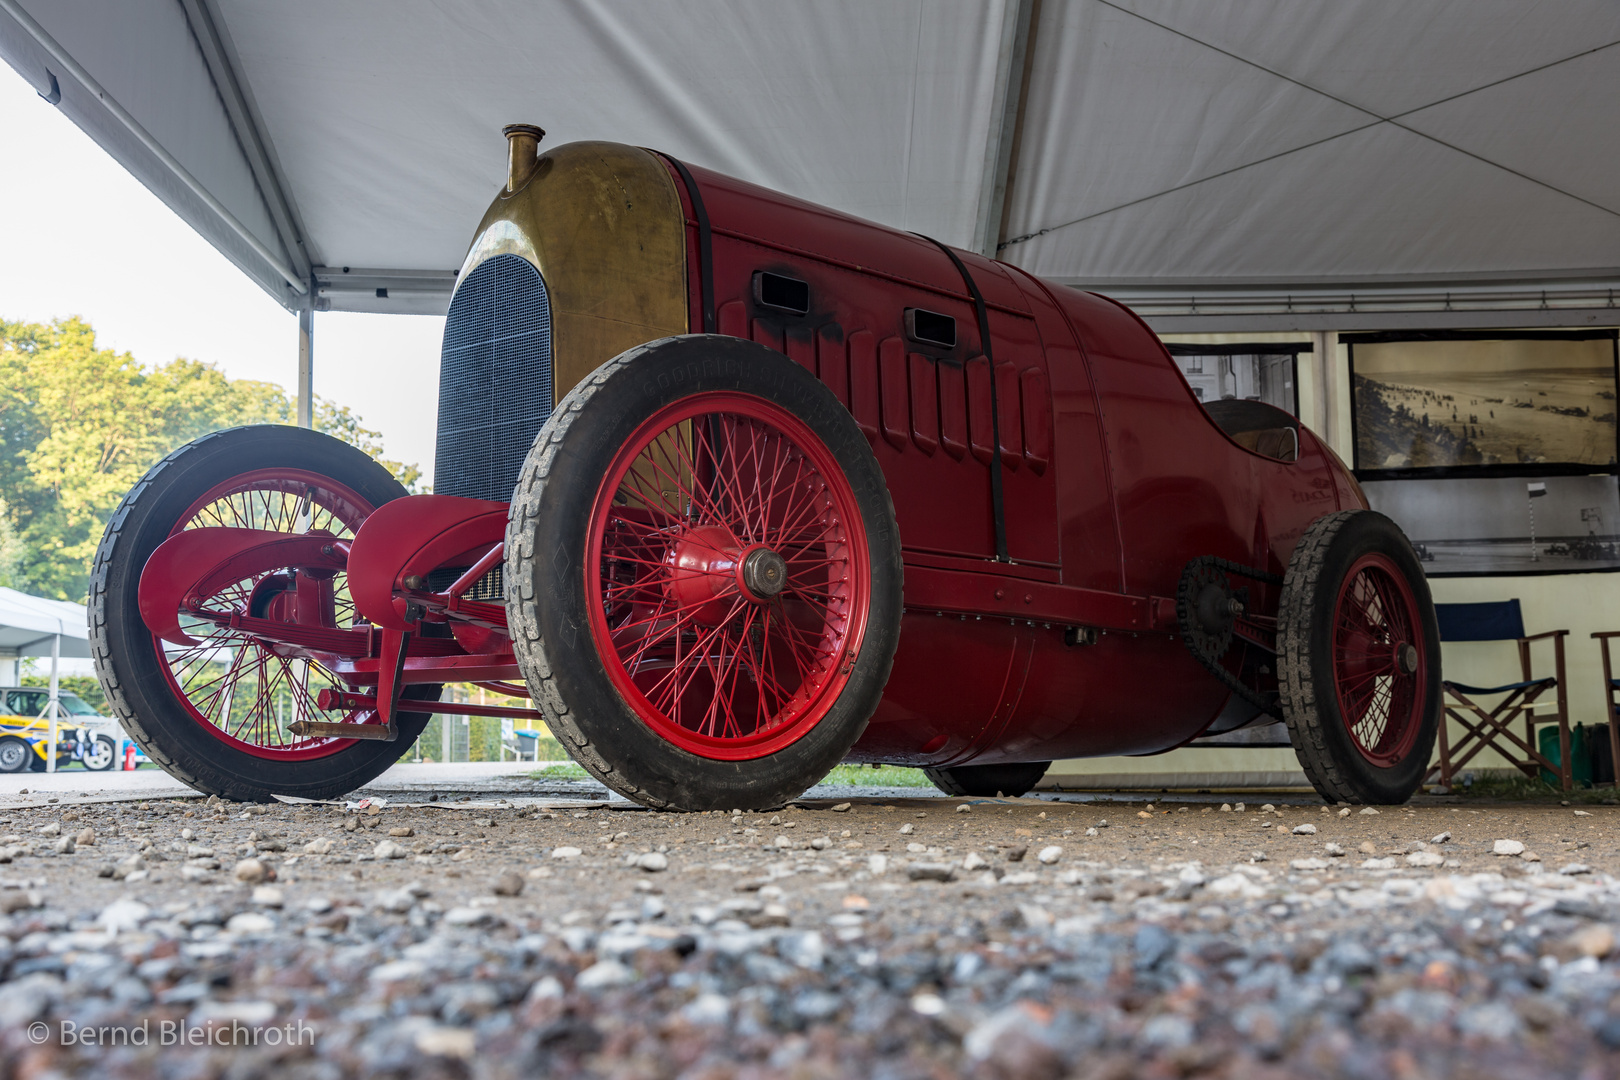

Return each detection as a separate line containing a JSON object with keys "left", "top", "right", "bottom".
{"left": 1176, "top": 556, "right": 1284, "bottom": 717}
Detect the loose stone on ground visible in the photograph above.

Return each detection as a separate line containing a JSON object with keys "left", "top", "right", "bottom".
{"left": 0, "top": 786, "right": 1614, "bottom": 1077}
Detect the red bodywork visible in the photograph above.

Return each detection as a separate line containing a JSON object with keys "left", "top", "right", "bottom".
{"left": 663, "top": 162, "right": 1361, "bottom": 766}
{"left": 140, "top": 157, "right": 1364, "bottom": 765}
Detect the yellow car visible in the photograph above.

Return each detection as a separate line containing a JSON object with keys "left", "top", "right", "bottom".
{"left": 0, "top": 688, "right": 90, "bottom": 773}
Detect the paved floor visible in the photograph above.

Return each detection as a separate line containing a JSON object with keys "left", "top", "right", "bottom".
{"left": 0, "top": 759, "right": 1406, "bottom": 811}
{"left": 0, "top": 761, "right": 583, "bottom": 806}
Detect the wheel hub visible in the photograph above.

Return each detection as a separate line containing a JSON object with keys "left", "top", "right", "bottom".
{"left": 739, "top": 546, "right": 787, "bottom": 601}
{"left": 1396, "top": 642, "right": 1419, "bottom": 676}
{"left": 663, "top": 524, "right": 743, "bottom": 625}
{"left": 663, "top": 528, "right": 793, "bottom": 622}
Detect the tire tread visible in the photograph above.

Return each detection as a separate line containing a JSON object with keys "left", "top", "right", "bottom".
{"left": 1276, "top": 511, "right": 1362, "bottom": 803}
{"left": 506, "top": 345, "right": 672, "bottom": 808}
{"left": 89, "top": 431, "right": 227, "bottom": 797}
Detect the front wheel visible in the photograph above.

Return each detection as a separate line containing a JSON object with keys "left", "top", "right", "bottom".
{"left": 82, "top": 735, "right": 117, "bottom": 772}
{"left": 1277, "top": 510, "right": 1441, "bottom": 804}
{"left": 88, "top": 425, "right": 439, "bottom": 802}
{"left": 507, "top": 336, "right": 903, "bottom": 810}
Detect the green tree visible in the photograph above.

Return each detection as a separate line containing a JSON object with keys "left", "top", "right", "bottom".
{"left": 0, "top": 317, "right": 422, "bottom": 601}
{"left": 18, "top": 673, "right": 107, "bottom": 713}
{"left": 314, "top": 399, "right": 422, "bottom": 491}
{"left": 0, "top": 495, "right": 22, "bottom": 588}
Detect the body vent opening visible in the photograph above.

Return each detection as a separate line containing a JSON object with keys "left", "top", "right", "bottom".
{"left": 906, "top": 308, "right": 956, "bottom": 349}
{"left": 434, "top": 253, "right": 553, "bottom": 503}
{"left": 754, "top": 271, "right": 810, "bottom": 315}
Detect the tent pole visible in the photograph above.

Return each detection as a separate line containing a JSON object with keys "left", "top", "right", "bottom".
{"left": 46, "top": 633, "right": 59, "bottom": 774}
{"left": 297, "top": 300, "right": 314, "bottom": 428}
{"left": 973, "top": 0, "right": 1038, "bottom": 258}
{"left": 1312, "top": 331, "right": 1345, "bottom": 457}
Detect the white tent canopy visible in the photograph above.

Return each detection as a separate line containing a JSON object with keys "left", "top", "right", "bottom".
{"left": 0, "top": 586, "right": 90, "bottom": 772}
{"left": 0, "top": 586, "right": 90, "bottom": 663}
{"left": 2, "top": 0, "right": 1617, "bottom": 338}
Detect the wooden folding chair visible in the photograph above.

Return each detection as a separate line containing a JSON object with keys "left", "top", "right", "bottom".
{"left": 1428, "top": 600, "right": 1572, "bottom": 792}
{"left": 1589, "top": 632, "right": 1620, "bottom": 788}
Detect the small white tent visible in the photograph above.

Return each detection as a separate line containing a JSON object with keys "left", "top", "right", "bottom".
{"left": 0, "top": 586, "right": 91, "bottom": 773}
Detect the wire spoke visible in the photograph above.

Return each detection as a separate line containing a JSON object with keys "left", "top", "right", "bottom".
{"left": 1333, "top": 561, "right": 1423, "bottom": 766}
{"left": 155, "top": 475, "right": 373, "bottom": 755}
{"left": 593, "top": 399, "right": 866, "bottom": 750}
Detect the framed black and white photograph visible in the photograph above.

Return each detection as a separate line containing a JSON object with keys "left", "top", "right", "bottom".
{"left": 1165, "top": 342, "right": 1303, "bottom": 416}
{"left": 1362, "top": 473, "right": 1620, "bottom": 576}
{"left": 1348, "top": 330, "right": 1619, "bottom": 477}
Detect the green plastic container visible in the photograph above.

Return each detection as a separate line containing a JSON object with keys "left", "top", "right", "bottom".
{"left": 1539, "top": 723, "right": 1592, "bottom": 788}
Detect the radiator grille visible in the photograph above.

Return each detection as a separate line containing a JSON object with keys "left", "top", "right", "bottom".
{"left": 435, "top": 254, "right": 553, "bottom": 502}
{"left": 424, "top": 564, "right": 505, "bottom": 602}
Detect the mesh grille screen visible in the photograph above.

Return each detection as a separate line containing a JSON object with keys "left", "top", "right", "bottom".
{"left": 435, "top": 254, "right": 553, "bottom": 502}
{"left": 424, "top": 565, "right": 504, "bottom": 602}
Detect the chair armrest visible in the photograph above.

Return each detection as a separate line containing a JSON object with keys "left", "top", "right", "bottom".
{"left": 1521, "top": 630, "right": 1570, "bottom": 642}
{"left": 1594, "top": 631, "right": 1620, "bottom": 640}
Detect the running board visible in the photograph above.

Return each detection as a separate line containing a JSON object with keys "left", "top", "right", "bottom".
{"left": 286, "top": 721, "right": 397, "bottom": 742}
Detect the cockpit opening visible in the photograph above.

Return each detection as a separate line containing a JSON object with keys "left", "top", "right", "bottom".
{"left": 1201, "top": 399, "right": 1299, "bottom": 462}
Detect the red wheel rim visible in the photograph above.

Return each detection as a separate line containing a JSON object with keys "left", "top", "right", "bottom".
{"left": 586, "top": 393, "right": 870, "bottom": 760}
{"left": 1331, "top": 553, "right": 1427, "bottom": 767}
{"left": 152, "top": 468, "right": 381, "bottom": 761}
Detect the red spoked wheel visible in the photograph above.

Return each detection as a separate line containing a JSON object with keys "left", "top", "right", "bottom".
{"left": 508, "top": 335, "right": 903, "bottom": 811}
{"left": 1278, "top": 510, "right": 1441, "bottom": 805}
{"left": 1330, "top": 553, "right": 1426, "bottom": 768}
{"left": 156, "top": 468, "right": 378, "bottom": 760}
{"left": 588, "top": 394, "right": 870, "bottom": 760}
{"left": 88, "top": 426, "right": 439, "bottom": 802}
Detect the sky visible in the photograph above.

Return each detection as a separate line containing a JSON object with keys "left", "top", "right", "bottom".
{"left": 0, "top": 62, "right": 444, "bottom": 486}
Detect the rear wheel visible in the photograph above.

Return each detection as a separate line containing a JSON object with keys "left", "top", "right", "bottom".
{"left": 924, "top": 761, "right": 1051, "bottom": 798}
{"left": 1277, "top": 510, "right": 1440, "bottom": 804}
{"left": 507, "top": 336, "right": 903, "bottom": 810}
{"left": 88, "top": 425, "right": 439, "bottom": 802}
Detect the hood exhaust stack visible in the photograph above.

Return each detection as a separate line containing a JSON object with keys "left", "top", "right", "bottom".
{"left": 503, "top": 124, "right": 546, "bottom": 192}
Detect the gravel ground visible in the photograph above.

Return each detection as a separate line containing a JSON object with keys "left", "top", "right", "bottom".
{"left": 0, "top": 783, "right": 1617, "bottom": 1079}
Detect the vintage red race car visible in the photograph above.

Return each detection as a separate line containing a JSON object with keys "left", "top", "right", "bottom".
{"left": 90, "top": 129, "right": 1441, "bottom": 809}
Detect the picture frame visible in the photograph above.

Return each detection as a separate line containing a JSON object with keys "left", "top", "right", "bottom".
{"left": 1346, "top": 329, "right": 1619, "bottom": 480}
{"left": 1164, "top": 341, "right": 1305, "bottom": 416}
{"left": 1362, "top": 472, "right": 1620, "bottom": 577}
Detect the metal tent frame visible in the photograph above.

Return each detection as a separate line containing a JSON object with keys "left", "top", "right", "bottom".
{"left": 1, "top": 0, "right": 1617, "bottom": 426}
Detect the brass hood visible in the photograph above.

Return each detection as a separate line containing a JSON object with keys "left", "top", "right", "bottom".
{"left": 456, "top": 139, "right": 689, "bottom": 404}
